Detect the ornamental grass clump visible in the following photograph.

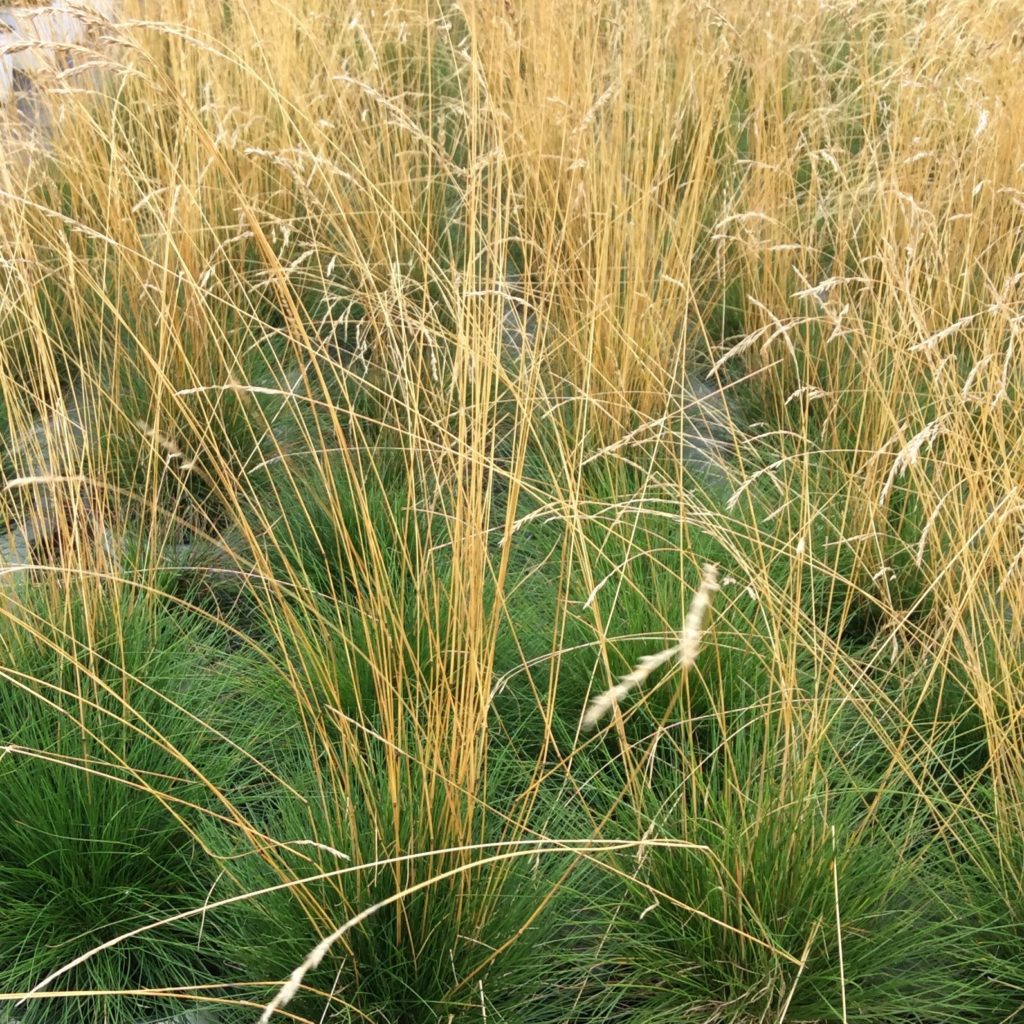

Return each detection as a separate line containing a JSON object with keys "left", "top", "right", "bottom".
{"left": 3, "top": 0, "right": 1024, "bottom": 1021}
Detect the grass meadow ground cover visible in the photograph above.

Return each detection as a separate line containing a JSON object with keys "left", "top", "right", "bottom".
{"left": 1, "top": 0, "right": 1024, "bottom": 1020}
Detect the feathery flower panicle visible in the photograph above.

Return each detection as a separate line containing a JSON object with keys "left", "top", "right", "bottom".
{"left": 582, "top": 563, "right": 719, "bottom": 730}
{"left": 879, "top": 417, "right": 948, "bottom": 506}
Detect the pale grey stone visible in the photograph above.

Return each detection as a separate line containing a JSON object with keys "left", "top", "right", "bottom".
{"left": 499, "top": 273, "right": 539, "bottom": 360}
{"left": 681, "top": 375, "right": 746, "bottom": 488}
{"left": 0, "top": 380, "right": 85, "bottom": 575}
{"left": 0, "top": 0, "right": 121, "bottom": 141}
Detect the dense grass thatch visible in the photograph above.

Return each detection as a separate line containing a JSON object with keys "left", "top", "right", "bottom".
{"left": 2, "top": 1, "right": 1023, "bottom": 1021}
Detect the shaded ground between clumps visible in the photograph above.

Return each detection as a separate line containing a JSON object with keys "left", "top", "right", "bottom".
{"left": 0, "top": 352, "right": 748, "bottom": 580}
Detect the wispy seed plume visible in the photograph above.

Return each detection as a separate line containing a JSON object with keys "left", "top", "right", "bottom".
{"left": 582, "top": 563, "right": 719, "bottom": 730}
